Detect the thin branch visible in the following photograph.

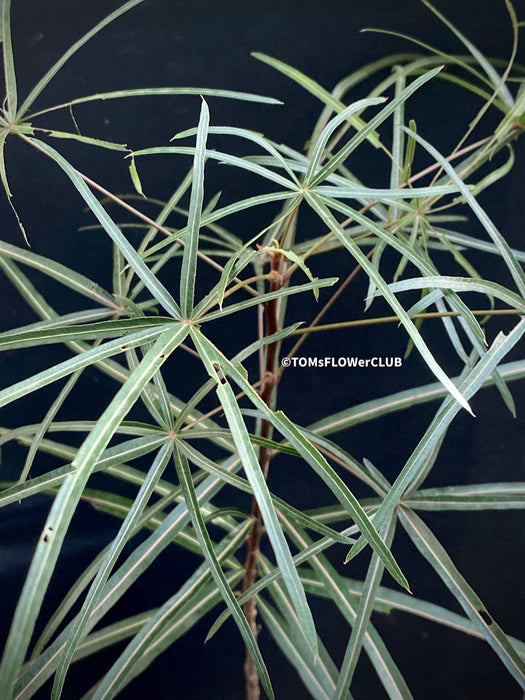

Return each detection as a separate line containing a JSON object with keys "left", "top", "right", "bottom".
{"left": 288, "top": 307, "right": 523, "bottom": 335}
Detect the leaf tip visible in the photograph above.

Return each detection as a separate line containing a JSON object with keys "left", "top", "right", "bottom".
{"left": 465, "top": 402, "right": 476, "bottom": 417}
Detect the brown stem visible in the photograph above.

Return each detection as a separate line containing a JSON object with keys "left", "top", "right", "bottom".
{"left": 242, "top": 251, "right": 284, "bottom": 700}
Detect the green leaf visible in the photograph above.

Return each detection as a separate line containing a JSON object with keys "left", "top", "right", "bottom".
{"left": 361, "top": 29, "right": 498, "bottom": 100}
{"left": 399, "top": 507, "right": 525, "bottom": 689}
{"left": 402, "top": 126, "right": 525, "bottom": 298}
{"left": 282, "top": 517, "right": 414, "bottom": 699}
{"left": 29, "top": 445, "right": 176, "bottom": 658}
{"left": 173, "top": 321, "right": 303, "bottom": 431}
{"left": 0, "top": 239, "right": 117, "bottom": 308}
{"left": 38, "top": 128, "right": 128, "bottom": 152}
{"left": 304, "top": 97, "right": 386, "bottom": 185}
{"left": 0, "top": 434, "right": 169, "bottom": 509}
{"left": 309, "top": 358, "right": 525, "bottom": 437}
{"left": 1, "top": 0, "right": 17, "bottom": 117}
{"left": 252, "top": 52, "right": 382, "bottom": 148}
{"left": 257, "top": 571, "right": 346, "bottom": 700}
{"left": 419, "top": 0, "right": 514, "bottom": 109}
{"left": 17, "top": 0, "right": 147, "bottom": 119}
{"left": 28, "top": 87, "right": 282, "bottom": 121}
{"left": 213, "top": 228, "right": 272, "bottom": 311}
{"left": 180, "top": 99, "right": 209, "bottom": 317}
{"left": 401, "top": 116, "right": 416, "bottom": 184}
{"left": 171, "top": 124, "right": 301, "bottom": 186}
{"left": 65, "top": 611, "right": 154, "bottom": 665}
{"left": 126, "top": 169, "right": 194, "bottom": 297}
{"left": 306, "top": 192, "right": 473, "bottom": 414}
{"left": 0, "top": 324, "right": 174, "bottom": 410}
{"left": 14, "top": 453, "right": 242, "bottom": 697}
{"left": 198, "top": 276, "right": 337, "bottom": 323}
{"left": 128, "top": 154, "right": 145, "bottom": 197}
{"left": 189, "top": 329, "right": 407, "bottom": 591}
{"left": 217, "top": 385, "right": 318, "bottom": 652}
{"left": 0, "top": 317, "right": 177, "bottom": 351}
{"left": 309, "top": 66, "right": 443, "bottom": 188}
{"left": 276, "top": 246, "right": 321, "bottom": 300}
{"left": 138, "top": 190, "right": 295, "bottom": 263}
{"left": 178, "top": 438, "right": 354, "bottom": 546}
{"left": 92, "top": 522, "right": 249, "bottom": 696}
{"left": 52, "top": 442, "right": 174, "bottom": 698}
{"left": 134, "top": 145, "right": 299, "bottom": 191}
{"left": 386, "top": 275, "right": 525, "bottom": 313}
{"left": 18, "top": 368, "right": 83, "bottom": 484}
{"left": 403, "top": 483, "right": 525, "bottom": 510}
{"left": 300, "top": 570, "right": 525, "bottom": 658}
{"left": 89, "top": 568, "right": 245, "bottom": 698}
{"left": 0, "top": 324, "right": 189, "bottom": 698}
{"left": 334, "top": 516, "right": 397, "bottom": 698}
{"left": 272, "top": 411, "right": 408, "bottom": 591}
{"left": 28, "top": 138, "right": 183, "bottom": 319}
{"left": 191, "top": 327, "right": 318, "bottom": 657}
{"left": 312, "top": 182, "right": 460, "bottom": 200}
{"left": 161, "top": 450, "right": 273, "bottom": 700}
{"left": 349, "top": 320, "right": 525, "bottom": 558}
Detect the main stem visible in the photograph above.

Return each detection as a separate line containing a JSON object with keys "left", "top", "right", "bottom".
{"left": 242, "top": 251, "right": 285, "bottom": 700}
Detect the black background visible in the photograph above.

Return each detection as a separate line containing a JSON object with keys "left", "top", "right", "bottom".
{"left": 1, "top": 1, "right": 524, "bottom": 698}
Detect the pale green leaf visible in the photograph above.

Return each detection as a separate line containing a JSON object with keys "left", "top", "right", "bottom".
{"left": 334, "top": 516, "right": 396, "bottom": 698}
{"left": 18, "top": 0, "right": 147, "bottom": 118}
{"left": 252, "top": 52, "right": 381, "bottom": 147}
{"left": 191, "top": 327, "right": 318, "bottom": 656}
{"left": 306, "top": 192, "right": 473, "bottom": 414}
{"left": 349, "top": 320, "right": 525, "bottom": 559}
{"left": 0, "top": 324, "right": 189, "bottom": 697}
{"left": 28, "top": 138, "right": 183, "bottom": 318}
{"left": 180, "top": 99, "right": 209, "bottom": 317}
{"left": 128, "top": 154, "right": 145, "bottom": 197}
{"left": 1, "top": 0, "right": 17, "bottom": 117}
{"left": 399, "top": 507, "right": 525, "bottom": 689}
{"left": 310, "top": 67, "right": 443, "bottom": 188}
{"left": 403, "top": 126, "right": 525, "bottom": 298}
{"left": 52, "top": 441, "right": 174, "bottom": 698}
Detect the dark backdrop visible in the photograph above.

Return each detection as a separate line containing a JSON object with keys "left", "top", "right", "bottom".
{"left": 1, "top": 1, "right": 524, "bottom": 699}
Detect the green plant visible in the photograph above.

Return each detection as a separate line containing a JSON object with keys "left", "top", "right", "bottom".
{"left": 0, "top": 1, "right": 524, "bottom": 698}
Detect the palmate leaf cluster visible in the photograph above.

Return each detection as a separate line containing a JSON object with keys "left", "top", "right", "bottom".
{"left": 0, "top": 0, "right": 524, "bottom": 698}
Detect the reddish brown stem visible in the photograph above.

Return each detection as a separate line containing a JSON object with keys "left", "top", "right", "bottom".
{"left": 242, "top": 251, "right": 284, "bottom": 700}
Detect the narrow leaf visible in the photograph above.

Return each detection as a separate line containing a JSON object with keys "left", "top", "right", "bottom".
{"left": 14, "top": 455, "right": 243, "bottom": 698}
{"left": 273, "top": 411, "right": 408, "bottom": 591}
{"left": 349, "top": 320, "right": 525, "bottom": 558}
{"left": 128, "top": 154, "right": 145, "bottom": 197}
{"left": 52, "top": 441, "right": 173, "bottom": 698}
{"left": 306, "top": 192, "right": 473, "bottom": 414}
{"left": 1, "top": 0, "right": 17, "bottom": 117}
{"left": 310, "top": 67, "right": 443, "bottom": 187}
{"left": 191, "top": 328, "right": 318, "bottom": 656}
{"left": 28, "top": 138, "right": 182, "bottom": 318}
{"left": 399, "top": 507, "right": 525, "bottom": 689}
{"left": 252, "top": 52, "right": 381, "bottom": 147}
{"left": 180, "top": 99, "right": 209, "bottom": 317}
{"left": 334, "top": 516, "right": 397, "bottom": 698}
{"left": 403, "top": 126, "right": 525, "bottom": 298}
{"left": 18, "top": 0, "right": 146, "bottom": 118}
{"left": 0, "top": 239, "right": 117, "bottom": 308}
{"left": 0, "top": 325, "right": 174, "bottom": 409}
{"left": 168, "top": 447, "right": 274, "bottom": 700}
{"left": 0, "top": 324, "right": 188, "bottom": 698}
